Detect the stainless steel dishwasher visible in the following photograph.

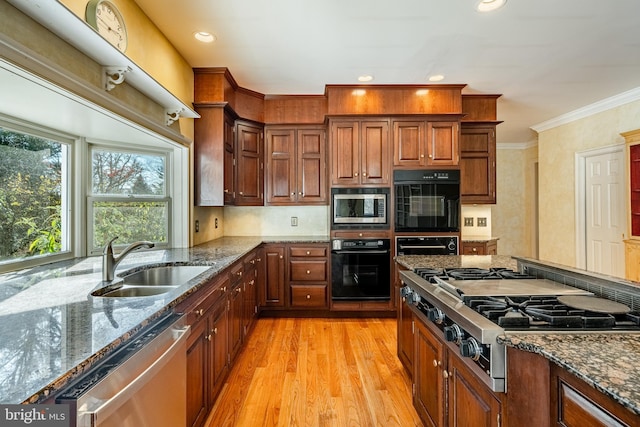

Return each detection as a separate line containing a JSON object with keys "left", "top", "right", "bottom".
{"left": 57, "top": 313, "right": 190, "bottom": 427}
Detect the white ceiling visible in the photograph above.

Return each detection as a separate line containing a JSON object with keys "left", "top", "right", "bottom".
{"left": 135, "top": 0, "right": 640, "bottom": 144}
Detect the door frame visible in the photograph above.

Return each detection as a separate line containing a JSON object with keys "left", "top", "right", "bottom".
{"left": 574, "top": 143, "right": 626, "bottom": 270}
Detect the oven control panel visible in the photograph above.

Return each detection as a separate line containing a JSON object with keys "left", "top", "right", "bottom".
{"left": 396, "top": 236, "right": 458, "bottom": 255}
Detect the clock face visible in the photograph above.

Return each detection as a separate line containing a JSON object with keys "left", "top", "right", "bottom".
{"left": 87, "top": 0, "right": 127, "bottom": 52}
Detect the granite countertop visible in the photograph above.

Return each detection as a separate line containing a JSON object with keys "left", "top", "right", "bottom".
{"left": 395, "top": 254, "right": 517, "bottom": 271}
{"left": 499, "top": 333, "right": 640, "bottom": 415}
{"left": 461, "top": 236, "right": 500, "bottom": 242}
{"left": 0, "top": 235, "right": 328, "bottom": 404}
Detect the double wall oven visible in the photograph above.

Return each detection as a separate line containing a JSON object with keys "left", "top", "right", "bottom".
{"left": 331, "top": 187, "right": 391, "bottom": 301}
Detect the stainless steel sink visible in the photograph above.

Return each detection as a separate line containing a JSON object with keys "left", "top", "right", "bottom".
{"left": 91, "top": 265, "right": 211, "bottom": 298}
{"left": 120, "top": 266, "right": 210, "bottom": 286}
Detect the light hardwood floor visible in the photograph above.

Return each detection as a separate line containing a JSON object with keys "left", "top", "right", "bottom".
{"left": 205, "top": 317, "right": 423, "bottom": 427}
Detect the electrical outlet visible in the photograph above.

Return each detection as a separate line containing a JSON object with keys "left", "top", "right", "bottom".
{"left": 195, "top": 220, "right": 199, "bottom": 232}
{"left": 464, "top": 217, "right": 474, "bottom": 226}
{"left": 215, "top": 218, "right": 218, "bottom": 229}
{"left": 291, "top": 216, "right": 298, "bottom": 227}
{"left": 477, "top": 217, "right": 487, "bottom": 227}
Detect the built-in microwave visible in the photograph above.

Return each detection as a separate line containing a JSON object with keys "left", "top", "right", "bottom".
{"left": 331, "top": 187, "right": 389, "bottom": 229}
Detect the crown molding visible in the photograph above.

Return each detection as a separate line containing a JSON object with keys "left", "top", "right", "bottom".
{"left": 531, "top": 86, "right": 640, "bottom": 133}
{"left": 497, "top": 140, "right": 537, "bottom": 150}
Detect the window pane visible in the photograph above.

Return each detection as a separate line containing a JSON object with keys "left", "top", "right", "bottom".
{"left": 0, "top": 128, "right": 67, "bottom": 263}
{"left": 92, "top": 200, "right": 168, "bottom": 249}
{"left": 91, "top": 149, "right": 165, "bottom": 196}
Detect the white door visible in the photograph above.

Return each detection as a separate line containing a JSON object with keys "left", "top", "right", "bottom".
{"left": 585, "top": 151, "right": 625, "bottom": 276}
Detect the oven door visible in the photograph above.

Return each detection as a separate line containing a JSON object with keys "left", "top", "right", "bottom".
{"left": 331, "top": 241, "right": 391, "bottom": 300}
{"left": 394, "top": 181, "right": 460, "bottom": 232}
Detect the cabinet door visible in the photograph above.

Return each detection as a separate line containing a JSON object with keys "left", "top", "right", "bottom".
{"left": 194, "top": 106, "right": 225, "bottom": 206}
{"left": 360, "top": 120, "right": 390, "bottom": 184}
{"left": 223, "top": 113, "right": 236, "bottom": 205}
{"left": 398, "top": 297, "right": 414, "bottom": 374}
{"left": 460, "top": 125, "right": 496, "bottom": 204}
{"left": 265, "top": 128, "right": 296, "bottom": 204}
{"left": 331, "top": 120, "right": 360, "bottom": 186}
{"left": 229, "top": 282, "right": 244, "bottom": 361}
{"left": 414, "top": 319, "right": 446, "bottom": 427}
{"left": 297, "top": 128, "right": 327, "bottom": 203}
{"left": 447, "top": 353, "right": 501, "bottom": 427}
{"left": 393, "top": 120, "right": 427, "bottom": 167}
{"left": 236, "top": 122, "right": 264, "bottom": 206}
{"left": 262, "top": 245, "right": 286, "bottom": 307}
{"left": 427, "top": 121, "right": 459, "bottom": 166}
{"left": 186, "top": 318, "right": 208, "bottom": 427}
{"left": 209, "top": 297, "right": 229, "bottom": 406}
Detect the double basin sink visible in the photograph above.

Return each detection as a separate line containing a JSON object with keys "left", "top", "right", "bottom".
{"left": 91, "top": 265, "right": 211, "bottom": 298}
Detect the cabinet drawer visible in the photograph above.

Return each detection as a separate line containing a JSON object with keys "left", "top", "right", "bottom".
{"left": 462, "top": 243, "right": 486, "bottom": 255}
{"left": 289, "top": 246, "right": 327, "bottom": 257}
{"left": 290, "top": 285, "right": 327, "bottom": 308}
{"left": 290, "top": 260, "right": 327, "bottom": 281}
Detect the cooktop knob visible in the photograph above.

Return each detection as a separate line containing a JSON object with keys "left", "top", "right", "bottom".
{"left": 460, "top": 338, "right": 482, "bottom": 361}
{"left": 400, "top": 286, "right": 412, "bottom": 298}
{"left": 447, "top": 240, "right": 456, "bottom": 251}
{"left": 443, "top": 324, "right": 463, "bottom": 344}
{"left": 409, "top": 291, "right": 421, "bottom": 305}
{"left": 427, "top": 307, "right": 445, "bottom": 324}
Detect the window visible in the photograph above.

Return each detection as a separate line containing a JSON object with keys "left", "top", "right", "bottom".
{"left": 0, "top": 124, "right": 71, "bottom": 268}
{"left": 88, "top": 146, "right": 171, "bottom": 254}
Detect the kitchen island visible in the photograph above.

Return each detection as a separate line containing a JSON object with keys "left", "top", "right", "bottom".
{"left": 0, "top": 235, "right": 328, "bottom": 404}
{"left": 395, "top": 254, "right": 640, "bottom": 424}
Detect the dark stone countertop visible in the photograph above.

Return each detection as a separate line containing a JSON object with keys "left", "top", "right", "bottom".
{"left": 498, "top": 333, "right": 640, "bottom": 415}
{"left": 395, "top": 254, "right": 517, "bottom": 271}
{"left": 0, "top": 236, "right": 328, "bottom": 404}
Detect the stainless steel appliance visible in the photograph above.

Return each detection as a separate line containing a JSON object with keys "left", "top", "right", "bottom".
{"left": 57, "top": 313, "right": 189, "bottom": 427}
{"left": 394, "top": 169, "right": 460, "bottom": 232}
{"left": 398, "top": 267, "right": 640, "bottom": 392}
{"left": 331, "top": 187, "right": 389, "bottom": 229}
{"left": 331, "top": 239, "right": 391, "bottom": 300}
{"left": 396, "top": 236, "right": 459, "bottom": 255}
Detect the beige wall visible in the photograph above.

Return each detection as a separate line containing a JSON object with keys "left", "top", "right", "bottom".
{"left": 223, "top": 206, "right": 330, "bottom": 236}
{"left": 537, "top": 99, "right": 640, "bottom": 267}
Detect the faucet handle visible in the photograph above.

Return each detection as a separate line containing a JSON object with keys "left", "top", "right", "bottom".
{"left": 103, "top": 236, "right": 119, "bottom": 254}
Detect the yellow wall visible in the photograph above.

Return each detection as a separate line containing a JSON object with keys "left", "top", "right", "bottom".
{"left": 537, "top": 99, "right": 640, "bottom": 267}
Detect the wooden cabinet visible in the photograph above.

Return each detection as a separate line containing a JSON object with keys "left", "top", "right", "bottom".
{"left": 235, "top": 121, "right": 264, "bottom": 206}
{"left": 551, "top": 363, "right": 638, "bottom": 427}
{"left": 228, "top": 263, "right": 244, "bottom": 362}
{"left": 330, "top": 119, "right": 390, "bottom": 186}
{"left": 288, "top": 244, "right": 329, "bottom": 309}
{"left": 460, "top": 124, "right": 497, "bottom": 204}
{"left": 461, "top": 239, "right": 497, "bottom": 255}
{"left": 261, "top": 244, "right": 286, "bottom": 308}
{"left": 393, "top": 119, "right": 460, "bottom": 167}
{"left": 180, "top": 274, "right": 230, "bottom": 427}
{"left": 242, "top": 250, "right": 260, "bottom": 336}
{"left": 194, "top": 105, "right": 227, "bottom": 206}
{"left": 413, "top": 312, "right": 501, "bottom": 427}
{"left": 223, "top": 113, "right": 236, "bottom": 204}
{"left": 265, "top": 125, "right": 327, "bottom": 205}
{"left": 396, "top": 264, "right": 414, "bottom": 374}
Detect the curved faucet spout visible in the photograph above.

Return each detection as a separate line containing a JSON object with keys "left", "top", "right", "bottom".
{"left": 102, "top": 237, "right": 155, "bottom": 281}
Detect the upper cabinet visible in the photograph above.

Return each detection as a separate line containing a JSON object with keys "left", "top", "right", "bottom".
{"left": 460, "top": 124, "right": 497, "bottom": 204}
{"left": 330, "top": 119, "right": 390, "bottom": 186}
{"left": 265, "top": 125, "right": 327, "bottom": 205}
{"left": 392, "top": 119, "right": 460, "bottom": 167}
{"left": 235, "top": 121, "right": 264, "bottom": 206}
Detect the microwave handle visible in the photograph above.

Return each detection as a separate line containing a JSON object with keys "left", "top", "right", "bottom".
{"left": 332, "top": 250, "right": 389, "bottom": 255}
{"left": 399, "top": 244, "right": 446, "bottom": 249}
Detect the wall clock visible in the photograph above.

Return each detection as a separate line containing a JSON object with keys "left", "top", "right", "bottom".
{"left": 85, "top": 0, "right": 128, "bottom": 53}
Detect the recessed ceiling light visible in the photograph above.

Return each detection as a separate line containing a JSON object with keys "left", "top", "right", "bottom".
{"left": 476, "top": 0, "right": 507, "bottom": 12}
{"left": 428, "top": 74, "right": 445, "bottom": 82}
{"left": 194, "top": 31, "right": 216, "bottom": 43}
{"left": 358, "top": 75, "right": 374, "bottom": 82}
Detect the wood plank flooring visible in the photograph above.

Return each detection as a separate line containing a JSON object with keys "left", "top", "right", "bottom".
{"left": 206, "top": 317, "right": 423, "bottom": 427}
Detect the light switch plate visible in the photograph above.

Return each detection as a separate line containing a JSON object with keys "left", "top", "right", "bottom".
{"left": 291, "top": 216, "right": 298, "bottom": 226}
{"left": 477, "top": 217, "right": 487, "bottom": 227}
{"left": 464, "top": 217, "right": 474, "bottom": 226}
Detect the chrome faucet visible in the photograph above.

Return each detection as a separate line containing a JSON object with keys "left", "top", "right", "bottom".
{"left": 102, "top": 237, "right": 155, "bottom": 281}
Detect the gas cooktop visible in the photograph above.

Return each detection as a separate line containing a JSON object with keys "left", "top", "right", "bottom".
{"left": 414, "top": 267, "right": 536, "bottom": 282}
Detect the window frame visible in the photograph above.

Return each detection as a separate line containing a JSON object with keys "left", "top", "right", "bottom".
{"left": 86, "top": 143, "right": 173, "bottom": 255}
{"left": 0, "top": 116, "right": 76, "bottom": 273}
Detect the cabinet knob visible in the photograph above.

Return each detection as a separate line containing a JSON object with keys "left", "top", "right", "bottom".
{"left": 224, "top": 189, "right": 229, "bottom": 193}
{"left": 291, "top": 192, "right": 296, "bottom": 196}
{"left": 299, "top": 192, "right": 302, "bottom": 195}
{"left": 306, "top": 294, "right": 311, "bottom": 299}
{"left": 237, "top": 271, "right": 243, "bottom": 277}
{"left": 362, "top": 172, "right": 367, "bottom": 177}
{"left": 306, "top": 270, "right": 311, "bottom": 274}
{"left": 239, "top": 191, "right": 244, "bottom": 195}
{"left": 420, "top": 154, "right": 425, "bottom": 158}
{"left": 212, "top": 327, "right": 218, "bottom": 335}
{"left": 221, "top": 286, "right": 227, "bottom": 292}
{"left": 428, "top": 154, "right": 433, "bottom": 158}
{"left": 195, "top": 308, "right": 204, "bottom": 317}
{"left": 206, "top": 335, "right": 212, "bottom": 341}
{"left": 236, "top": 287, "right": 242, "bottom": 293}
{"left": 354, "top": 172, "right": 359, "bottom": 177}
{"left": 358, "top": 233, "right": 363, "bottom": 237}
{"left": 306, "top": 251, "right": 310, "bottom": 255}
{"left": 472, "top": 248, "right": 477, "bottom": 252}
{"left": 432, "top": 359, "right": 442, "bottom": 367}
{"left": 443, "top": 370, "right": 450, "bottom": 379}
{"left": 280, "top": 255, "right": 283, "bottom": 259}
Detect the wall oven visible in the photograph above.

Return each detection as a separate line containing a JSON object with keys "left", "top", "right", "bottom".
{"left": 396, "top": 236, "right": 459, "bottom": 255}
{"left": 331, "top": 239, "right": 391, "bottom": 300}
{"left": 331, "top": 187, "right": 389, "bottom": 229}
{"left": 394, "top": 170, "right": 460, "bottom": 232}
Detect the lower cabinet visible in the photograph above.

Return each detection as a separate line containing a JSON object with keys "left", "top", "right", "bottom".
{"left": 461, "top": 239, "right": 497, "bottom": 255}
{"left": 413, "top": 313, "right": 502, "bottom": 427}
{"left": 396, "top": 265, "right": 414, "bottom": 374}
{"left": 182, "top": 274, "right": 230, "bottom": 427}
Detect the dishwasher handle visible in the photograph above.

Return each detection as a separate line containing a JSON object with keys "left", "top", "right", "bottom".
{"left": 79, "top": 324, "right": 190, "bottom": 427}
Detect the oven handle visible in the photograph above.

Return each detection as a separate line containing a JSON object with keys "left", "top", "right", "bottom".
{"left": 79, "top": 323, "right": 190, "bottom": 427}
{"left": 398, "top": 244, "right": 446, "bottom": 249}
{"left": 332, "top": 250, "right": 389, "bottom": 255}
